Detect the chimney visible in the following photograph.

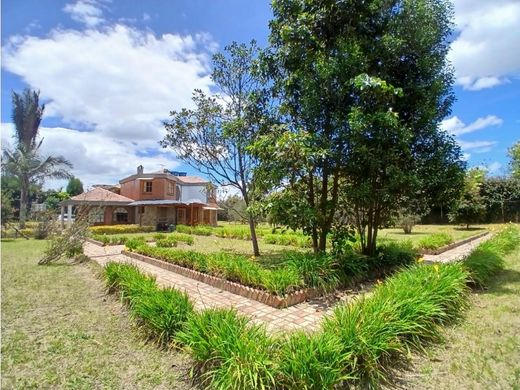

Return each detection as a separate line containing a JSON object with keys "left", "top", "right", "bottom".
{"left": 137, "top": 165, "right": 144, "bottom": 174}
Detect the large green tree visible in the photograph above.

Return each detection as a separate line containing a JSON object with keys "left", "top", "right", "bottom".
{"left": 162, "top": 42, "right": 265, "bottom": 255}
{"left": 509, "top": 141, "right": 520, "bottom": 179}
{"left": 2, "top": 89, "right": 72, "bottom": 228}
{"left": 66, "top": 177, "right": 84, "bottom": 196}
{"left": 253, "top": 0, "right": 463, "bottom": 255}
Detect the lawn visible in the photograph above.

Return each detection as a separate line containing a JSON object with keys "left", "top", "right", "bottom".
{"left": 402, "top": 243, "right": 520, "bottom": 389}
{"left": 378, "top": 224, "right": 488, "bottom": 245}
{"left": 1, "top": 239, "right": 191, "bottom": 390}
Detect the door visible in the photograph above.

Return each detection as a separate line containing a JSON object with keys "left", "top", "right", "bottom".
{"left": 177, "top": 208, "right": 186, "bottom": 225}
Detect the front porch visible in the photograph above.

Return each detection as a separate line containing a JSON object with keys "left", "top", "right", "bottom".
{"left": 136, "top": 203, "right": 218, "bottom": 228}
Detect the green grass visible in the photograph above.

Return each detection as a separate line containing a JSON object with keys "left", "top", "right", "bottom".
{"left": 1, "top": 239, "right": 190, "bottom": 389}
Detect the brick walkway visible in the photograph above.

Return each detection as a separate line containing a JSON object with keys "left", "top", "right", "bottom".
{"left": 85, "top": 233, "right": 490, "bottom": 333}
{"left": 423, "top": 233, "right": 491, "bottom": 263}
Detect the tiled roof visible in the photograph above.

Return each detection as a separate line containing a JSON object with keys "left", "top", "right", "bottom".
{"left": 69, "top": 187, "right": 134, "bottom": 203}
{"left": 176, "top": 176, "right": 209, "bottom": 184}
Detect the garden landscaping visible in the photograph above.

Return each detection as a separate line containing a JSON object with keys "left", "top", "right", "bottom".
{"left": 101, "top": 225, "right": 520, "bottom": 389}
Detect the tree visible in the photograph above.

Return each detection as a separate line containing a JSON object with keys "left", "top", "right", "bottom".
{"left": 509, "top": 141, "right": 520, "bottom": 179}
{"left": 66, "top": 177, "right": 84, "bottom": 196}
{"left": 449, "top": 168, "right": 486, "bottom": 229}
{"left": 2, "top": 89, "right": 73, "bottom": 228}
{"left": 162, "top": 42, "right": 264, "bottom": 256}
{"left": 253, "top": 0, "right": 462, "bottom": 255}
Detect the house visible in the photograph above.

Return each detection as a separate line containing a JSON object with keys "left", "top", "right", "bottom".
{"left": 60, "top": 166, "right": 219, "bottom": 228}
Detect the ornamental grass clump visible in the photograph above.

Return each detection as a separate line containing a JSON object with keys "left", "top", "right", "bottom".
{"left": 176, "top": 308, "right": 276, "bottom": 390}
{"left": 130, "top": 287, "right": 193, "bottom": 346}
{"left": 286, "top": 252, "right": 340, "bottom": 291}
{"left": 90, "top": 224, "right": 154, "bottom": 235}
{"left": 464, "top": 225, "right": 519, "bottom": 287}
{"left": 155, "top": 238, "right": 178, "bottom": 248}
{"left": 275, "top": 331, "right": 352, "bottom": 389}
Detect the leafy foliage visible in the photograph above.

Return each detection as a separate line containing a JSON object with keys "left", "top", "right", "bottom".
{"left": 66, "top": 177, "right": 84, "bottom": 196}
{"left": 89, "top": 224, "right": 154, "bottom": 235}
{"left": 417, "top": 233, "right": 454, "bottom": 250}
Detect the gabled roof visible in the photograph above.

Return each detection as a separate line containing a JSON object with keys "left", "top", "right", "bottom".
{"left": 63, "top": 187, "right": 134, "bottom": 205}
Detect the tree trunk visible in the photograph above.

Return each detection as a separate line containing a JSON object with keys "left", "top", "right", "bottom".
{"left": 247, "top": 212, "right": 260, "bottom": 257}
{"left": 19, "top": 175, "right": 29, "bottom": 229}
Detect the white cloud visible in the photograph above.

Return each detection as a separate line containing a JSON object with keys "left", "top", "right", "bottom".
{"left": 450, "top": 0, "right": 520, "bottom": 90}
{"left": 440, "top": 115, "right": 503, "bottom": 136}
{"left": 1, "top": 123, "right": 180, "bottom": 189}
{"left": 63, "top": 0, "right": 105, "bottom": 27}
{"left": 487, "top": 161, "right": 502, "bottom": 175}
{"left": 143, "top": 13, "right": 151, "bottom": 22}
{"left": 457, "top": 140, "right": 498, "bottom": 152}
{"left": 2, "top": 24, "right": 216, "bottom": 146}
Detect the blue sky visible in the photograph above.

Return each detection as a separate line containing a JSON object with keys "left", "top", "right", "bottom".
{"left": 1, "top": 0, "right": 519, "bottom": 188}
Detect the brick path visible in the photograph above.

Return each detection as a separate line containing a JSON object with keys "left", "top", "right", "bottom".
{"left": 423, "top": 233, "right": 491, "bottom": 263}
{"left": 85, "top": 233, "right": 490, "bottom": 333}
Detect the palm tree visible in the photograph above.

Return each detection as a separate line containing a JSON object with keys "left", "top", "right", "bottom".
{"left": 2, "top": 89, "right": 73, "bottom": 228}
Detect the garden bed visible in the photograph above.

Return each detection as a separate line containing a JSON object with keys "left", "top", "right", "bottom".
{"left": 419, "top": 231, "right": 489, "bottom": 255}
{"left": 122, "top": 249, "right": 318, "bottom": 308}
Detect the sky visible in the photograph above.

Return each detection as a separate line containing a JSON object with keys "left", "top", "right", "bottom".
{"left": 1, "top": 0, "right": 519, "bottom": 189}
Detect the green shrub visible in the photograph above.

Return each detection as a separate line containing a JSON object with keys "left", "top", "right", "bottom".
{"left": 125, "top": 237, "right": 146, "bottom": 251}
{"left": 153, "top": 233, "right": 167, "bottom": 240}
{"left": 338, "top": 250, "right": 370, "bottom": 281}
{"left": 275, "top": 331, "right": 350, "bottom": 389}
{"left": 130, "top": 287, "right": 193, "bottom": 345}
{"left": 175, "top": 225, "right": 192, "bottom": 234}
{"left": 103, "top": 262, "right": 157, "bottom": 297}
{"left": 90, "top": 224, "right": 154, "bottom": 235}
{"left": 287, "top": 252, "right": 340, "bottom": 291}
{"left": 417, "top": 232, "right": 454, "bottom": 250}
{"left": 374, "top": 241, "right": 418, "bottom": 271}
{"left": 176, "top": 308, "right": 275, "bottom": 390}
{"left": 464, "top": 225, "right": 519, "bottom": 287}
{"left": 155, "top": 238, "right": 178, "bottom": 248}
{"left": 170, "top": 232, "right": 194, "bottom": 245}
{"left": 261, "top": 268, "right": 302, "bottom": 296}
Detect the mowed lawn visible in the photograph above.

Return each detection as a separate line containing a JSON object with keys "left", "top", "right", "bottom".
{"left": 1, "top": 239, "right": 191, "bottom": 390}
{"left": 402, "top": 244, "right": 520, "bottom": 389}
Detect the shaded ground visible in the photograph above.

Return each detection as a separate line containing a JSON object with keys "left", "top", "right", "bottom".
{"left": 401, "top": 246, "right": 520, "bottom": 389}
{"left": 1, "top": 239, "right": 191, "bottom": 390}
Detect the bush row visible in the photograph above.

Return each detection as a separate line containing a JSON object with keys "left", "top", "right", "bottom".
{"left": 417, "top": 232, "right": 454, "bottom": 250}
{"left": 104, "top": 262, "right": 193, "bottom": 346}
{"left": 90, "top": 224, "right": 154, "bottom": 235}
{"left": 175, "top": 224, "right": 213, "bottom": 236}
{"left": 463, "top": 224, "right": 519, "bottom": 287}
{"left": 129, "top": 244, "right": 303, "bottom": 295}
{"left": 263, "top": 233, "right": 312, "bottom": 248}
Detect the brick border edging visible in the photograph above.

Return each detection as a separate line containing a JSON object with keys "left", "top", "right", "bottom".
{"left": 419, "top": 231, "right": 489, "bottom": 255}
{"left": 121, "top": 250, "right": 318, "bottom": 309}
{"left": 85, "top": 237, "right": 105, "bottom": 246}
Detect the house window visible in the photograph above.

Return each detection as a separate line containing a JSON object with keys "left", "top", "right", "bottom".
{"left": 144, "top": 181, "right": 153, "bottom": 193}
{"left": 113, "top": 207, "right": 129, "bottom": 223}
{"left": 175, "top": 185, "right": 181, "bottom": 201}
{"left": 207, "top": 187, "right": 216, "bottom": 202}
{"left": 168, "top": 181, "right": 175, "bottom": 195}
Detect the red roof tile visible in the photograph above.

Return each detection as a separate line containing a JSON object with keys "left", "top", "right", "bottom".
{"left": 70, "top": 187, "right": 134, "bottom": 203}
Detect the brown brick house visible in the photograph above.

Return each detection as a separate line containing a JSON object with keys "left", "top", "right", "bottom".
{"left": 61, "top": 166, "right": 219, "bottom": 228}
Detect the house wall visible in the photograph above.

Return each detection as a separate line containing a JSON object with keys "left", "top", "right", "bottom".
{"left": 120, "top": 178, "right": 177, "bottom": 201}
{"left": 181, "top": 185, "right": 207, "bottom": 203}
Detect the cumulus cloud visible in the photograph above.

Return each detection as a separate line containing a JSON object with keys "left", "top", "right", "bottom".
{"left": 457, "top": 140, "right": 497, "bottom": 153}
{"left": 2, "top": 25, "right": 215, "bottom": 143}
{"left": 63, "top": 0, "right": 105, "bottom": 27}
{"left": 487, "top": 161, "right": 503, "bottom": 175}
{"left": 1, "top": 123, "right": 180, "bottom": 189}
{"left": 440, "top": 115, "right": 503, "bottom": 136}
{"left": 450, "top": 0, "right": 520, "bottom": 90}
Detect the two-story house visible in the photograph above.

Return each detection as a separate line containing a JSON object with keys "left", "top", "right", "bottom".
{"left": 60, "top": 166, "right": 218, "bottom": 228}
